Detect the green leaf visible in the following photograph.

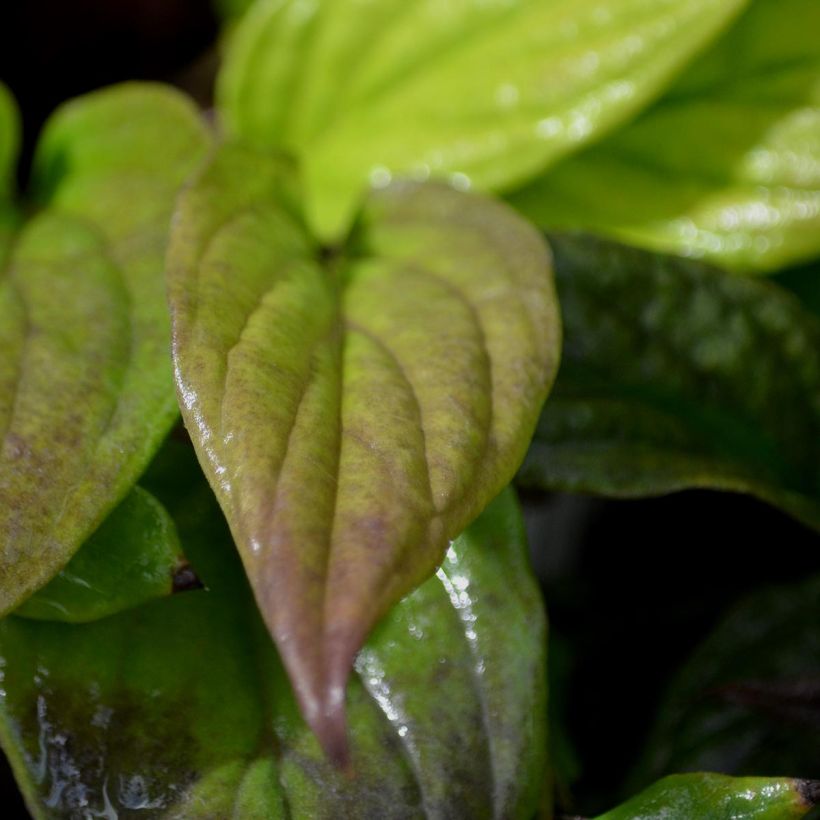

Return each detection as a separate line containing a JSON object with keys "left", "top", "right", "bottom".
{"left": 517, "top": 234, "right": 820, "bottom": 531}
{"left": 0, "top": 84, "right": 211, "bottom": 614}
{"left": 510, "top": 0, "right": 820, "bottom": 273}
{"left": 0, "top": 451, "right": 548, "bottom": 819}
{"left": 14, "top": 486, "right": 191, "bottom": 624}
{"left": 0, "top": 82, "right": 19, "bottom": 202}
{"left": 593, "top": 774, "right": 819, "bottom": 820}
{"left": 217, "top": 0, "right": 748, "bottom": 238}
{"left": 167, "top": 142, "right": 560, "bottom": 757}
{"left": 633, "top": 575, "right": 820, "bottom": 781}
{"left": 0, "top": 84, "right": 19, "bottom": 268}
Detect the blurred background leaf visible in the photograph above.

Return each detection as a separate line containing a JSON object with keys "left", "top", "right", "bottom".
{"left": 519, "top": 234, "right": 820, "bottom": 531}
{"left": 510, "top": 0, "right": 820, "bottom": 272}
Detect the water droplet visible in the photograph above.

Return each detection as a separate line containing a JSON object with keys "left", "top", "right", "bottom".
{"left": 536, "top": 117, "right": 562, "bottom": 140}
{"left": 495, "top": 83, "right": 520, "bottom": 109}
{"left": 449, "top": 172, "right": 472, "bottom": 192}
{"left": 369, "top": 166, "right": 392, "bottom": 188}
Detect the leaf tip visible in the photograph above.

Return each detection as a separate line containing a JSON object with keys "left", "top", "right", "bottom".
{"left": 171, "top": 560, "right": 205, "bottom": 594}
{"left": 300, "top": 679, "right": 351, "bottom": 771}
{"left": 797, "top": 780, "right": 820, "bottom": 808}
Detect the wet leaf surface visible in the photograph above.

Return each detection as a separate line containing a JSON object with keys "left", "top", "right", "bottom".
{"left": 510, "top": 0, "right": 820, "bottom": 272}
{"left": 0, "top": 442, "right": 547, "bottom": 819}
{"left": 0, "top": 84, "right": 211, "bottom": 614}
{"left": 518, "top": 234, "right": 820, "bottom": 531}
{"left": 168, "top": 143, "right": 560, "bottom": 757}
{"left": 217, "top": 0, "right": 748, "bottom": 238}
{"left": 593, "top": 773, "right": 818, "bottom": 820}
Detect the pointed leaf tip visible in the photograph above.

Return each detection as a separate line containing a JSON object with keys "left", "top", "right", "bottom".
{"left": 168, "top": 143, "right": 560, "bottom": 754}
{"left": 798, "top": 781, "right": 820, "bottom": 807}
{"left": 171, "top": 559, "right": 205, "bottom": 594}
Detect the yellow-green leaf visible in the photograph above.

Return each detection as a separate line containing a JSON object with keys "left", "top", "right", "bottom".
{"left": 217, "top": 0, "right": 748, "bottom": 238}
{"left": 0, "top": 83, "right": 19, "bottom": 267}
{"left": 510, "top": 0, "right": 820, "bottom": 272}
{"left": 168, "top": 143, "right": 560, "bottom": 758}
{"left": 0, "top": 82, "right": 19, "bottom": 203}
{"left": 0, "top": 84, "right": 211, "bottom": 614}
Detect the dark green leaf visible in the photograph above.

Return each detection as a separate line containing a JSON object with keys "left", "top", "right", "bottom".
{"left": 510, "top": 0, "right": 820, "bottom": 272}
{"left": 593, "top": 774, "right": 818, "bottom": 820}
{"left": 0, "top": 452, "right": 548, "bottom": 819}
{"left": 633, "top": 575, "right": 820, "bottom": 781}
{"left": 217, "top": 0, "right": 748, "bottom": 238}
{"left": 518, "top": 234, "right": 820, "bottom": 531}
{"left": 0, "top": 84, "right": 211, "bottom": 613}
{"left": 14, "top": 486, "right": 189, "bottom": 623}
{"left": 168, "top": 142, "right": 560, "bottom": 757}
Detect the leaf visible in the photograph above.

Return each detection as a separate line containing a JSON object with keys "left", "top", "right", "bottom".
{"left": 632, "top": 575, "right": 820, "bottom": 781}
{"left": 217, "top": 0, "right": 749, "bottom": 238}
{"left": 593, "top": 774, "right": 819, "bottom": 820}
{"left": 0, "top": 82, "right": 19, "bottom": 202}
{"left": 14, "top": 486, "right": 192, "bottom": 624}
{"left": 167, "top": 142, "right": 560, "bottom": 758}
{"left": 0, "top": 84, "right": 211, "bottom": 614}
{"left": 510, "top": 0, "right": 820, "bottom": 273}
{"left": 0, "top": 447, "right": 548, "bottom": 819}
{"left": 0, "top": 84, "right": 19, "bottom": 266}
{"left": 518, "top": 234, "right": 820, "bottom": 531}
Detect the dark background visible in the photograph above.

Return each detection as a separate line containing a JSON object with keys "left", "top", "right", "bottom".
{"left": 2, "top": 2, "right": 819, "bottom": 817}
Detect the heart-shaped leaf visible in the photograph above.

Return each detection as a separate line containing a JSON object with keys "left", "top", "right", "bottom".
{"left": 0, "top": 84, "right": 210, "bottom": 614}
{"left": 14, "top": 485, "right": 191, "bottom": 624}
{"left": 594, "top": 774, "right": 818, "bottom": 820}
{"left": 0, "top": 445, "right": 548, "bottom": 819}
{"left": 168, "top": 143, "right": 560, "bottom": 757}
{"left": 633, "top": 575, "right": 820, "bottom": 781}
{"left": 510, "top": 0, "right": 820, "bottom": 272}
{"left": 518, "top": 234, "right": 820, "bottom": 531}
{"left": 217, "top": 0, "right": 748, "bottom": 238}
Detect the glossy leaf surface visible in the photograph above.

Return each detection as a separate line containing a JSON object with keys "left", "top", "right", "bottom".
{"left": 518, "top": 234, "right": 820, "bottom": 531}
{"left": 634, "top": 575, "right": 820, "bottom": 780}
{"left": 14, "top": 486, "right": 188, "bottom": 624}
{"left": 0, "top": 445, "right": 548, "bottom": 819}
{"left": 510, "top": 0, "right": 820, "bottom": 272}
{"left": 0, "top": 84, "right": 211, "bottom": 614}
{"left": 168, "top": 143, "right": 559, "bottom": 757}
{"left": 218, "top": 0, "right": 748, "bottom": 238}
{"left": 594, "top": 774, "right": 818, "bottom": 820}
